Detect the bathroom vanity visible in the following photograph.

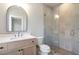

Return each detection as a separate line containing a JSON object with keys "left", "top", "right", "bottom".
{"left": 0, "top": 35, "right": 38, "bottom": 55}
{"left": 0, "top": 4, "right": 39, "bottom": 55}
{"left": 0, "top": 4, "right": 38, "bottom": 55}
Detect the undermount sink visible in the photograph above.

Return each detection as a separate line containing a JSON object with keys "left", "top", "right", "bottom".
{"left": 10, "top": 34, "right": 36, "bottom": 40}
{"left": 0, "top": 34, "right": 36, "bottom": 44}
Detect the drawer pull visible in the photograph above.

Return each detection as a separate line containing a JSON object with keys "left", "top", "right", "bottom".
{"left": 21, "top": 49, "right": 24, "bottom": 51}
{"left": 0, "top": 47, "right": 4, "bottom": 49}
{"left": 32, "top": 41, "right": 34, "bottom": 42}
{"left": 18, "top": 50, "right": 21, "bottom": 52}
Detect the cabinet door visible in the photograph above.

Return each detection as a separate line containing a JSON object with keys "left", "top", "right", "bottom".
{"left": 23, "top": 46, "right": 36, "bottom": 55}
{"left": 0, "top": 43, "right": 8, "bottom": 55}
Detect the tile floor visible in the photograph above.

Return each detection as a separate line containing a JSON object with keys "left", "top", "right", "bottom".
{"left": 50, "top": 48, "right": 73, "bottom": 55}
{"left": 37, "top": 46, "right": 75, "bottom": 55}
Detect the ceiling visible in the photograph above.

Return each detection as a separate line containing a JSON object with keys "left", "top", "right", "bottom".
{"left": 44, "top": 3, "right": 62, "bottom": 8}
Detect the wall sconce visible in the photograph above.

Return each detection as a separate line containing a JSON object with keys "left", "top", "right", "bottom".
{"left": 54, "top": 14, "right": 59, "bottom": 19}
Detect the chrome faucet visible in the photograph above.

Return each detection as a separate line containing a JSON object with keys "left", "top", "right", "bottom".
{"left": 17, "top": 32, "right": 20, "bottom": 37}
{"left": 14, "top": 32, "right": 23, "bottom": 38}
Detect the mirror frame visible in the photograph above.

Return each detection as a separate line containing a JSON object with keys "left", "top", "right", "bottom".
{"left": 6, "top": 5, "right": 28, "bottom": 33}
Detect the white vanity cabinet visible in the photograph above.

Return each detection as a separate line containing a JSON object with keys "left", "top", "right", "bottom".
{"left": 0, "top": 38, "right": 37, "bottom": 55}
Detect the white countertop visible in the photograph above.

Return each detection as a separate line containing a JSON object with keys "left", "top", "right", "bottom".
{"left": 0, "top": 34, "right": 36, "bottom": 44}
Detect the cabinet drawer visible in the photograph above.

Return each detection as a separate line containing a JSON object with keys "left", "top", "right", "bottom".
{"left": 0, "top": 43, "right": 8, "bottom": 54}
{"left": 21, "top": 39, "right": 37, "bottom": 46}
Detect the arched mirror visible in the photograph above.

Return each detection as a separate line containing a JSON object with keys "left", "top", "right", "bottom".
{"left": 6, "top": 5, "right": 28, "bottom": 32}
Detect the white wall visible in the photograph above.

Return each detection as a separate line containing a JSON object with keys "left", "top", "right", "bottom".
{"left": 0, "top": 3, "right": 8, "bottom": 33}
{"left": 27, "top": 3, "right": 44, "bottom": 37}
{"left": 27, "top": 3, "right": 44, "bottom": 44}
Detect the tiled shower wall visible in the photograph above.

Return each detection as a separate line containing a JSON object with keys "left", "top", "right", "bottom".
{"left": 44, "top": 5, "right": 59, "bottom": 48}
{"left": 44, "top": 4, "right": 79, "bottom": 54}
